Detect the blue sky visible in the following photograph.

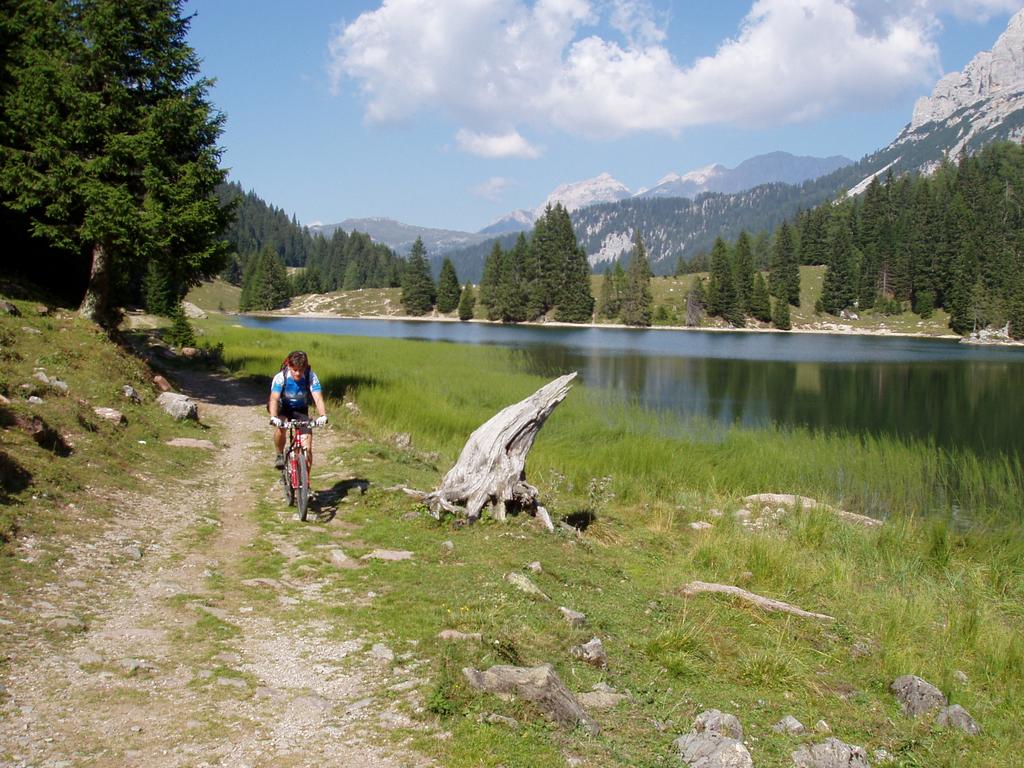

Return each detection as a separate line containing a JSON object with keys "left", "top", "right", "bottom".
{"left": 185, "top": 0, "right": 1024, "bottom": 234}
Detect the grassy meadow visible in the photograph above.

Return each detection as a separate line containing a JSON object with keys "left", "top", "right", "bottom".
{"left": 196, "top": 316, "right": 1024, "bottom": 767}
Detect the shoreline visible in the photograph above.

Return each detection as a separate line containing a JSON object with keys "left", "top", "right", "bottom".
{"left": 239, "top": 308, "right": 1018, "bottom": 344}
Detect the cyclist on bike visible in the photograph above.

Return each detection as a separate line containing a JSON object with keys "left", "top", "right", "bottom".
{"left": 269, "top": 350, "right": 328, "bottom": 469}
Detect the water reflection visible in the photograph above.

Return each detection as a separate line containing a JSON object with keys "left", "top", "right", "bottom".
{"left": 238, "top": 316, "right": 1024, "bottom": 456}
{"left": 518, "top": 347, "right": 1023, "bottom": 454}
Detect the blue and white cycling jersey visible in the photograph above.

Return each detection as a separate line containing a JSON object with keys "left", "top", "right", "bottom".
{"left": 270, "top": 369, "right": 322, "bottom": 412}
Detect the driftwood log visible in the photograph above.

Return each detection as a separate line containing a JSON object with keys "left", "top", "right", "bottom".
{"left": 680, "top": 581, "right": 835, "bottom": 622}
{"left": 423, "top": 372, "right": 577, "bottom": 522}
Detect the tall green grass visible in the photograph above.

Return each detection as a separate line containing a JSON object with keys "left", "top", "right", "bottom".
{"left": 204, "top": 320, "right": 1023, "bottom": 525}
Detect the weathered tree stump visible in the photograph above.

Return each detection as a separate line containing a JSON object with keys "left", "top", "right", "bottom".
{"left": 423, "top": 372, "right": 577, "bottom": 522}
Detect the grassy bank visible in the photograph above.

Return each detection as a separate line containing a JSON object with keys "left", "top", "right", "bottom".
{"left": 201, "top": 318, "right": 1023, "bottom": 767}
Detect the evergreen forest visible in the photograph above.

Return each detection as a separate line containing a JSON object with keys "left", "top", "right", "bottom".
{"left": 699, "top": 141, "right": 1024, "bottom": 337}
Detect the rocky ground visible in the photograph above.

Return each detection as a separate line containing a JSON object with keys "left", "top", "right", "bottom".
{"left": 0, "top": 367, "right": 437, "bottom": 767}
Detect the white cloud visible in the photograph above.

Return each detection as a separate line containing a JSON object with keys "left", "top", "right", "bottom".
{"left": 472, "top": 176, "right": 514, "bottom": 200}
{"left": 329, "top": 0, "right": 1020, "bottom": 141}
{"left": 456, "top": 129, "right": 542, "bottom": 158}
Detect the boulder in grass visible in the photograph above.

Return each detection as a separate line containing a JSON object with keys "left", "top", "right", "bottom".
{"left": 122, "top": 385, "right": 142, "bottom": 404}
{"left": 157, "top": 392, "right": 198, "bottom": 421}
{"left": 791, "top": 738, "right": 869, "bottom": 768}
{"left": 94, "top": 407, "right": 127, "bottom": 425}
{"left": 936, "top": 704, "right": 980, "bottom": 735}
{"left": 0, "top": 301, "right": 20, "bottom": 316}
{"left": 152, "top": 375, "right": 173, "bottom": 392}
{"left": 570, "top": 637, "right": 608, "bottom": 669}
{"left": 673, "top": 709, "right": 751, "bottom": 768}
{"left": 890, "top": 675, "right": 947, "bottom": 717}
{"left": 559, "top": 606, "right": 587, "bottom": 628}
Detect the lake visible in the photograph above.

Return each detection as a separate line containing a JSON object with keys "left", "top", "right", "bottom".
{"left": 238, "top": 316, "right": 1024, "bottom": 457}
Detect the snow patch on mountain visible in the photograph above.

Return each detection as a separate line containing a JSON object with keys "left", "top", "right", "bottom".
{"left": 590, "top": 231, "right": 633, "bottom": 267}
{"left": 537, "top": 173, "right": 631, "bottom": 216}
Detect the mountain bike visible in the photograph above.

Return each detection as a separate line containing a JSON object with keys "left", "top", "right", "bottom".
{"left": 279, "top": 418, "right": 317, "bottom": 521}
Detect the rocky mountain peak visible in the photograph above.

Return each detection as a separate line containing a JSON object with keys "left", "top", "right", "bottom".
{"left": 537, "top": 172, "right": 631, "bottom": 216}
{"left": 909, "top": 9, "right": 1024, "bottom": 130}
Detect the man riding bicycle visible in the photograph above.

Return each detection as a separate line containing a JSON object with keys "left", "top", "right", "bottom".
{"left": 269, "top": 350, "right": 328, "bottom": 470}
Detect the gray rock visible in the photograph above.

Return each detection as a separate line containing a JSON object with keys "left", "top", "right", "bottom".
{"left": 953, "top": 669, "right": 969, "bottom": 685}
{"left": 370, "top": 643, "right": 394, "bottom": 661}
{"left": 569, "top": 637, "right": 607, "bottom": 668}
{"left": 27, "top": 395, "right": 44, "bottom": 405}
{"left": 936, "top": 704, "right": 980, "bottom": 734}
{"left": 814, "top": 720, "right": 831, "bottom": 734}
{"left": 360, "top": 548, "right": 413, "bottom": 561}
{"left": 504, "top": 571, "right": 549, "bottom": 600}
{"left": 125, "top": 545, "right": 143, "bottom": 561}
{"left": 48, "top": 379, "right": 68, "bottom": 395}
{"left": 157, "top": 392, "right": 198, "bottom": 421}
{"left": 479, "top": 712, "right": 520, "bottom": 728}
{"left": 559, "top": 606, "right": 587, "bottom": 627}
{"left": 692, "top": 709, "right": 744, "bottom": 740}
{"left": 22, "top": 326, "right": 42, "bottom": 334}
{"left": 152, "top": 375, "right": 173, "bottom": 392}
{"left": 440, "top": 540, "right": 455, "bottom": 553}
{"left": 890, "top": 674, "right": 947, "bottom": 716}
{"left": 526, "top": 560, "right": 543, "bottom": 573}
{"left": 94, "top": 407, "right": 126, "bottom": 425}
{"left": 792, "top": 738, "right": 869, "bottom": 768}
{"left": 0, "top": 301, "right": 20, "bottom": 316}
{"left": 328, "top": 548, "right": 350, "bottom": 567}
{"left": 166, "top": 437, "right": 216, "bottom": 450}
{"left": 773, "top": 715, "right": 806, "bottom": 735}
{"left": 122, "top": 384, "right": 142, "bottom": 403}
{"left": 690, "top": 521, "right": 714, "bottom": 530}
{"left": 181, "top": 301, "right": 207, "bottom": 319}
{"left": 873, "top": 749, "right": 894, "bottom": 764}
{"left": 577, "top": 683, "right": 628, "bottom": 710}
{"left": 32, "top": 370, "right": 50, "bottom": 385}
{"left": 437, "top": 629, "right": 482, "bottom": 642}
{"left": 674, "top": 731, "right": 753, "bottom": 768}
{"left": 462, "top": 663, "right": 599, "bottom": 735}
{"left": 120, "top": 658, "right": 156, "bottom": 675}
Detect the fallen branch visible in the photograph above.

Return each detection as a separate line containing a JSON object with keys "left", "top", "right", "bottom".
{"left": 424, "top": 373, "right": 577, "bottom": 522}
{"left": 680, "top": 581, "right": 834, "bottom": 622}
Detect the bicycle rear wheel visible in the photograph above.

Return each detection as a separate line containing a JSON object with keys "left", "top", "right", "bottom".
{"left": 296, "top": 449, "right": 310, "bottom": 521}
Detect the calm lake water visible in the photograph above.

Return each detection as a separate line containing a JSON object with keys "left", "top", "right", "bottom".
{"left": 239, "top": 316, "right": 1024, "bottom": 457}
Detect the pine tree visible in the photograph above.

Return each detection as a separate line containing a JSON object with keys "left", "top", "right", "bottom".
{"left": 479, "top": 242, "right": 503, "bottom": 320}
{"left": 400, "top": 237, "right": 435, "bottom": 316}
{"left": 436, "top": 257, "right": 461, "bottom": 313}
{"left": 458, "top": 283, "right": 476, "bottom": 321}
{"left": 771, "top": 296, "right": 792, "bottom": 330}
{"left": 708, "top": 237, "right": 742, "bottom": 325}
{"left": 817, "top": 213, "right": 857, "bottom": 315}
{"left": 769, "top": 220, "right": 800, "bottom": 306}
{"left": 732, "top": 231, "right": 754, "bottom": 314}
{"left": 495, "top": 234, "right": 529, "bottom": 322}
{"left": 0, "top": 0, "right": 232, "bottom": 326}
{"left": 239, "top": 248, "right": 289, "bottom": 311}
{"left": 684, "top": 278, "right": 706, "bottom": 327}
{"left": 598, "top": 262, "right": 626, "bottom": 319}
{"left": 750, "top": 272, "right": 772, "bottom": 322}
{"left": 143, "top": 261, "right": 176, "bottom": 316}
{"left": 166, "top": 302, "right": 196, "bottom": 347}
{"left": 620, "top": 231, "right": 653, "bottom": 326}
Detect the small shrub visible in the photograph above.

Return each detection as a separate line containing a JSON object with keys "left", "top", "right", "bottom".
{"left": 166, "top": 305, "right": 196, "bottom": 348}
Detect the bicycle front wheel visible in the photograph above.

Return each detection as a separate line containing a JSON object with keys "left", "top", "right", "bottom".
{"left": 281, "top": 454, "right": 295, "bottom": 506}
{"left": 296, "top": 449, "right": 310, "bottom": 521}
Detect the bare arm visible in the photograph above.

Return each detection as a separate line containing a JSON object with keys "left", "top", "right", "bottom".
{"left": 268, "top": 391, "right": 281, "bottom": 419}
{"left": 312, "top": 390, "right": 327, "bottom": 418}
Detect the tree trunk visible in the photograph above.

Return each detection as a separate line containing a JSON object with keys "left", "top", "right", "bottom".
{"left": 78, "top": 242, "right": 114, "bottom": 327}
{"left": 424, "top": 372, "right": 577, "bottom": 521}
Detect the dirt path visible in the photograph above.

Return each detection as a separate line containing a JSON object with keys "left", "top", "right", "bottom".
{"left": 0, "top": 369, "right": 435, "bottom": 767}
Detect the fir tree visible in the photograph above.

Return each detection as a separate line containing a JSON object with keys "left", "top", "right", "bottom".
{"left": 144, "top": 261, "right": 176, "bottom": 316}
{"left": 769, "top": 220, "right": 799, "bottom": 305}
{"left": 436, "top": 257, "right": 461, "bottom": 313}
{"left": 598, "top": 262, "right": 626, "bottom": 319}
{"left": 0, "top": 0, "right": 232, "bottom": 326}
{"left": 708, "top": 237, "right": 743, "bottom": 326}
{"left": 771, "top": 296, "right": 792, "bottom": 330}
{"left": 166, "top": 303, "right": 196, "bottom": 347}
{"left": 479, "top": 242, "right": 503, "bottom": 320}
{"left": 733, "top": 231, "right": 755, "bottom": 313}
{"left": 684, "top": 278, "right": 707, "bottom": 327}
{"left": 750, "top": 272, "right": 772, "bottom": 322}
{"left": 458, "top": 283, "right": 476, "bottom": 321}
{"left": 817, "top": 213, "right": 858, "bottom": 315}
{"left": 239, "top": 247, "right": 290, "bottom": 311}
{"left": 495, "top": 234, "right": 529, "bottom": 322}
{"left": 400, "top": 237, "right": 435, "bottom": 316}
{"left": 620, "top": 231, "right": 653, "bottom": 327}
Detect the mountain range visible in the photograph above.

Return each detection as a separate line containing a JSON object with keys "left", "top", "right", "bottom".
{"left": 313, "top": 9, "right": 1024, "bottom": 280}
